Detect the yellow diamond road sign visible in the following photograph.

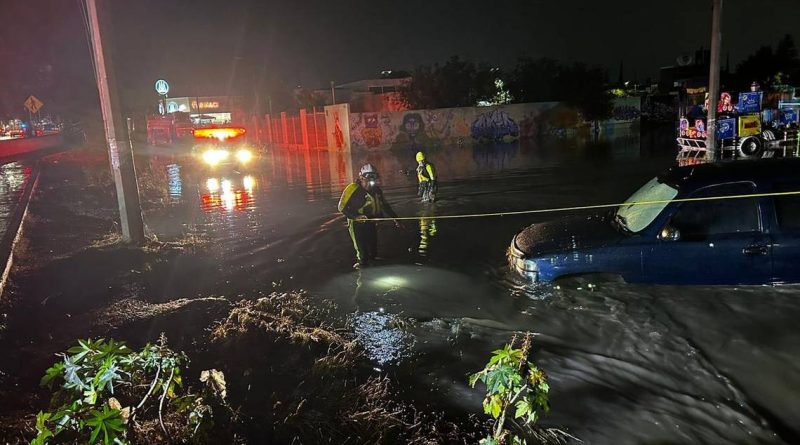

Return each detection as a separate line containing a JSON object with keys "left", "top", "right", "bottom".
{"left": 24, "top": 95, "right": 44, "bottom": 114}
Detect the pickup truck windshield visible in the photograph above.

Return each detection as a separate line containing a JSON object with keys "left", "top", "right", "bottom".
{"left": 616, "top": 177, "right": 678, "bottom": 233}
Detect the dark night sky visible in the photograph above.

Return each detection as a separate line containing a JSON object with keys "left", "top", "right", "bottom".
{"left": 1, "top": 0, "right": 799, "bottom": 115}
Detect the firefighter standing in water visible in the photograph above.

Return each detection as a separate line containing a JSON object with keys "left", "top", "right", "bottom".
{"left": 416, "top": 151, "right": 437, "bottom": 203}
{"left": 338, "top": 164, "right": 400, "bottom": 268}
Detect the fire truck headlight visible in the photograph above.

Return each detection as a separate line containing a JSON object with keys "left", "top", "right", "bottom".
{"left": 236, "top": 149, "right": 253, "bottom": 163}
{"left": 202, "top": 149, "right": 229, "bottom": 166}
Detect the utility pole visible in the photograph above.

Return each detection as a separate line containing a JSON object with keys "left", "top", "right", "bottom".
{"left": 705, "top": 0, "right": 723, "bottom": 162}
{"left": 85, "top": 0, "right": 146, "bottom": 245}
{"left": 330, "top": 81, "right": 336, "bottom": 105}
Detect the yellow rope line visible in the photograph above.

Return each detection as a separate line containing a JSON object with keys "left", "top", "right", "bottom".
{"left": 360, "top": 190, "right": 800, "bottom": 222}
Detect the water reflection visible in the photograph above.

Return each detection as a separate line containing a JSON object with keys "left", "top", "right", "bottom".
{"left": 417, "top": 215, "right": 438, "bottom": 258}
{"left": 166, "top": 164, "right": 182, "bottom": 202}
{"left": 0, "top": 163, "right": 30, "bottom": 235}
{"left": 200, "top": 174, "right": 256, "bottom": 212}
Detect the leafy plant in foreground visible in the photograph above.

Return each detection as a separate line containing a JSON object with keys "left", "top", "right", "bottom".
{"left": 469, "top": 333, "right": 550, "bottom": 445}
{"left": 32, "top": 335, "right": 223, "bottom": 444}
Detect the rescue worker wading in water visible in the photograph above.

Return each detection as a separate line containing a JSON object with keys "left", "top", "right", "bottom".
{"left": 338, "top": 164, "right": 400, "bottom": 269}
{"left": 416, "top": 151, "right": 437, "bottom": 203}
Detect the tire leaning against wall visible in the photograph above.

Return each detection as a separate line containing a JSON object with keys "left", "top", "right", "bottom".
{"left": 737, "top": 136, "right": 764, "bottom": 159}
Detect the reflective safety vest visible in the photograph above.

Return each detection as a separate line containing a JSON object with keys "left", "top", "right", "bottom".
{"left": 417, "top": 162, "right": 436, "bottom": 183}
{"left": 338, "top": 183, "right": 383, "bottom": 219}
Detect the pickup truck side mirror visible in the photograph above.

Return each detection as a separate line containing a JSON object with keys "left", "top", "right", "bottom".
{"left": 659, "top": 225, "right": 681, "bottom": 242}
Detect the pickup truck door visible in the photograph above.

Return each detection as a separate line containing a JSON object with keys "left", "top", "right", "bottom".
{"left": 768, "top": 181, "right": 800, "bottom": 283}
{"left": 643, "top": 182, "right": 772, "bottom": 285}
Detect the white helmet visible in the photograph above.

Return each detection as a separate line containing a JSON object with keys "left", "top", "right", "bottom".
{"left": 359, "top": 163, "right": 378, "bottom": 179}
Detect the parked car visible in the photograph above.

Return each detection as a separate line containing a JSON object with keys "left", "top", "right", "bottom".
{"left": 509, "top": 158, "right": 800, "bottom": 285}
{"left": 6, "top": 128, "right": 26, "bottom": 139}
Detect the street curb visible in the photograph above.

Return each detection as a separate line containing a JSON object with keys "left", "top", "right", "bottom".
{"left": 0, "top": 162, "right": 42, "bottom": 300}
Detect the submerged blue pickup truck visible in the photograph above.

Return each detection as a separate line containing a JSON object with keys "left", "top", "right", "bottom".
{"left": 509, "top": 158, "right": 800, "bottom": 285}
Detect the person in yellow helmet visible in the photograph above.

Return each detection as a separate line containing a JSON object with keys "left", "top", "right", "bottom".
{"left": 338, "top": 163, "right": 400, "bottom": 268}
{"left": 416, "top": 151, "right": 437, "bottom": 203}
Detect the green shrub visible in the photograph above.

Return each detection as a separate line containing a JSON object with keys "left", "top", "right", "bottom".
{"left": 469, "top": 334, "right": 550, "bottom": 445}
{"left": 32, "top": 335, "right": 222, "bottom": 445}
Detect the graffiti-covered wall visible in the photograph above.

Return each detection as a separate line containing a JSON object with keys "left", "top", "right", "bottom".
{"left": 609, "top": 96, "right": 642, "bottom": 123}
{"left": 349, "top": 102, "right": 564, "bottom": 151}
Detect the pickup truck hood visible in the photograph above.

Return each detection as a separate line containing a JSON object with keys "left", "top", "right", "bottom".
{"left": 513, "top": 213, "right": 625, "bottom": 257}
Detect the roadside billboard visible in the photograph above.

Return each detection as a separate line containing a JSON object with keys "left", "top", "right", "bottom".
{"left": 738, "top": 115, "right": 762, "bottom": 137}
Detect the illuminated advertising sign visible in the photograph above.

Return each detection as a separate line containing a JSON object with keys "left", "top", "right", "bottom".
{"left": 738, "top": 115, "right": 762, "bottom": 137}
{"left": 716, "top": 118, "right": 736, "bottom": 139}
{"left": 679, "top": 118, "right": 690, "bottom": 137}
{"left": 693, "top": 119, "right": 706, "bottom": 138}
{"left": 155, "top": 79, "right": 170, "bottom": 96}
{"left": 782, "top": 108, "right": 798, "bottom": 125}
{"left": 166, "top": 98, "right": 191, "bottom": 113}
{"left": 195, "top": 101, "right": 221, "bottom": 110}
{"left": 738, "top": 91, "right": 763, "bottom": 114}
{"left": 717, "top": 92, "right": 734, "bottom": 114}
{"left": 189, "top": 96, "right": 232, "bottom": 112}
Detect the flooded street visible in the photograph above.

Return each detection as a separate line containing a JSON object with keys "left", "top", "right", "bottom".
{"left": 138, "top": 128, "right": 800, "bottom": 445}
{"left": 0, "top": 163, "right": 32, "bottom": 238}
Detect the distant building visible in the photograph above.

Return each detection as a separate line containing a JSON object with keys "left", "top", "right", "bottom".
{"left": 659, "top": 48, "right": 715, "bottom": 92}
{"left": 162, "top": 96, "right": 245, "bottom": 125}
{"left": 316, "top": 74, "right": 410, "bottom": 113}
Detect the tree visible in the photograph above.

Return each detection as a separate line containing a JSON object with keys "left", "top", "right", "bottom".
{"left": 292, "top": 87, "right": 327, "bottom": 111}
{"left": 556, "top": 63, "right": 613, "bottom": 122}
{"left": 401, "top": 56, "right": 498, "bottom": 109}
{"left": 736, "top": 35, "right": 800, "bottom": 88}
{"left": 506, "top": 57, "right": 561, "bottom": 103}
{"left": 775, "top": 34, "right": 800, "bottom": 82}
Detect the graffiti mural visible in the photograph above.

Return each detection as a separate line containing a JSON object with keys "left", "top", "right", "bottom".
{"left": 324, "top": 104, "right": 351, "bottom": 151}
{"left": 391, "top": 112, "right": 434, "bottom": 153}
{"left": 380, "top": 112, "right": 399, "bottom": 143}
{"left": 610, "top": 97, "right": 642, "bottom": 122}
{"left": 519, "top": 111, "right": 540, "bottom": 140}
{"left": 333, "top": 113, "right": 344, "bottom": 148}
{"left": 361, "top": 113, "right": 383, "bottom": 148}
{"left": 349, "top": 113, "right": 366, "bottom": 148}
{"left": 470, "top": 109, "right": 520, "bottom": 143}
{"left": 424, "top": 109, "right": 455, "bottom": 140}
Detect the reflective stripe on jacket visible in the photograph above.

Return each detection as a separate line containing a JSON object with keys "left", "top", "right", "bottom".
{"left": 417, "top": 162, "right": 436, "bottom": 183}
{"left": 338, "top": 183, "right": 397, "bottom": 220}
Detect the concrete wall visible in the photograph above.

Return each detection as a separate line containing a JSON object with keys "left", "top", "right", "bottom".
{"left": 349, "top": 102, "right": 564, "bottom": 151}
{"left": 0, "top": 134, "right": 64, "bottom": 159}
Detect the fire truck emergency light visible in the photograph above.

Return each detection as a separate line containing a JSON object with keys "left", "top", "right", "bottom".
{"left": 193, "top": 127, "right": 246, "bottom": 141}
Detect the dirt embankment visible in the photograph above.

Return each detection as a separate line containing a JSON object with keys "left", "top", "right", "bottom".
{"left": 0, "top": 150, "right": 484, "bottom": 444}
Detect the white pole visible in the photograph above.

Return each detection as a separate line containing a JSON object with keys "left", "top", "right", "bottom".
{"left": 706, "top": 0, "right": 723, "bottom": 162}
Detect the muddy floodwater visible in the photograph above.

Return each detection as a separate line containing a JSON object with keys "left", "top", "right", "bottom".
{"left": 134, "top": 127, "right": 800, "bottom": 444}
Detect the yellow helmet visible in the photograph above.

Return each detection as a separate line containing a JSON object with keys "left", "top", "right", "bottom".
{"left": 415, "top": 152, "right": 425, "bottom": 162}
